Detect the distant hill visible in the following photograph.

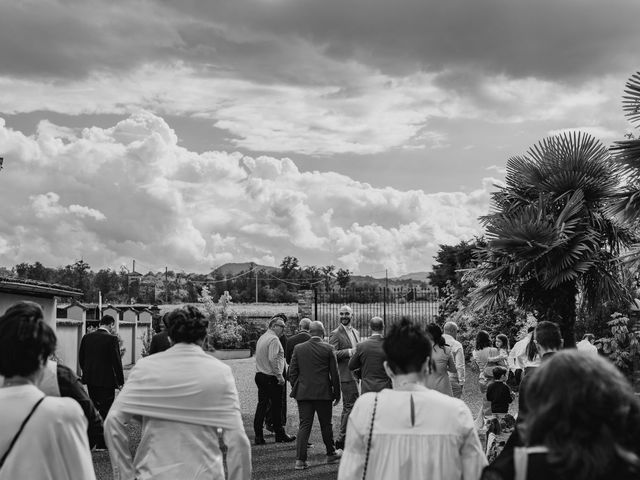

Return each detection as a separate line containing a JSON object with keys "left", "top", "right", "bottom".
{"left": 393, "top": 271, "right": 430, "bottom": 282}
{"left": 212, "top": 262, "right": 279, "bottom": 276}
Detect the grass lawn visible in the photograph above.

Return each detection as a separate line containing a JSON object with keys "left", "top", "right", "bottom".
{"left": 93, "top": 358, "right": 509, "bottom": 479}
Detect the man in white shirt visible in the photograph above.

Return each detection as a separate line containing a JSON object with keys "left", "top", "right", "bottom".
{"left": 443, "top": 321, "right": 465, "bottom": 398}
{"left": 253, "top": 314, "right": 296, "bottom": 445}
{"left": 576, "top": 333, "right": 598, "bottom": 356}
{"left": 329, "top": 305, "right": 360, "bottom": 449}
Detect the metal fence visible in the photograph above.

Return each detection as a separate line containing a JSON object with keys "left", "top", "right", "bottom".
{"left": 313, "top": 287, "right": 440, "bottom": 337}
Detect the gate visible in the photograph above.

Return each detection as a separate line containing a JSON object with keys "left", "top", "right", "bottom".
{"left": 313, "top": 286, "right": 440, "bottom": 337}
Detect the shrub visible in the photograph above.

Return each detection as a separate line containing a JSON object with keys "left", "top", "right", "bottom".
{"left": 597, "top": 312, "right": 640, "bottom": 379}
{"left": 139, "top": 326, "right": 153, "bottom": 357}
{"left": 199, "top": 287, "right": 245, "bottom": 350}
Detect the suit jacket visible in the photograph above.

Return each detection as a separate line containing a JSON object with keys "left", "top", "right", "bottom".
{"left": 348, "top": 335, "right": 391, "bottom": 394}
{"left": 285, "top": 331, "right": 312, "bottom": 364}
{"left": 79, "top": 329, "right": 124, "bottom": 388}
{"left": 329, "top": 324, "right": 360, "bottom": 383}
{"left": 149, "top": 331, "right": 171, "bottom": 355}
{"left": 289, "top": 337, "right": 340, "bottom": 402}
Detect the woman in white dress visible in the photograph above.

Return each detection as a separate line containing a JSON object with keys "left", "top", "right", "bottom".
{"left": 0, "top": 301, "right": 96, "bottom": 480}
{"left": 338, "top": 318, "right": 486, "bottom": 480}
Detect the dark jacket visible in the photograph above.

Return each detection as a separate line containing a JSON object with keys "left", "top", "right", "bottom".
{"left": 78, "top": 328, "right": 124, "bottom": 387}
{"left": 348, "top": 335, "right": 391, "bottom": 394}
{"left": 329, "top": 324, "right": 360, "bottom": 383}
{"left": 56, "top": 364, "right": 104, "bottom": 448}
{"left": 285, "top": 331, "right": 312, "bottom": 364}
{"left": 289, "top": 337, "right": 341, "bottom": 402}
{"left": 149, "top": 331, "right": 171, "bottom": 355}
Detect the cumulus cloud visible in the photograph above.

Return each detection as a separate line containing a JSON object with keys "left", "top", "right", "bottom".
{"left": 0, "top": 113, "right": 493, "bottom": 275}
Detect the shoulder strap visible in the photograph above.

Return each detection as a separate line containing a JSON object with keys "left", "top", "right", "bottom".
{"left": 362, "top": 393, "right": 379, "bottom": 480}
{"left": 0, "top": 396, "right": 45, "bottom": 469}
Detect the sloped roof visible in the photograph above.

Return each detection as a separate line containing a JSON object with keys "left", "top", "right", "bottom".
{"left": 0, "top": 276, "right": 82, "bottom": 298}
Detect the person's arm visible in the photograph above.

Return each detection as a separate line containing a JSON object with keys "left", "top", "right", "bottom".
{"left": 337, "top": 398, "right": 367, "bottom": 480}
{"left": 348, "top": 344, "right": 362, "bottom": 372}
{"left": 329, "top": 347, "right": 341, "bottom": 404}
{"left": 111, "top": 336, "right": 125, "bottom": 386}
{"left": 148, "top": 335, "right": 159, "bottom": 355}
{"left": 57, "top": 365, "right": 104, "bottom": 449}
{"left": 267, "top": 338, "right": 285, "bottom": 383}
{"left": 223, "top": 428, "right": 252, "bottom": 480}
{"left": 104, "top": 408, "right": 136, "bottom": 480}
{"left": 446, "top": 350, "right": 457, "bottom": 374}
{"left": 329, "top": 330, "right": 352, "bottom": 360}
{"left": 288, "top": 348, "right": 299, "bottom": 386}
{"left": 454, "top": 345, "right": 466, "bottom": 384}
{"left": 459, "top": 406, "right": 489, "bottom": 479}
{"left": 56, "top": 400, "right": 97, "bottom": 480}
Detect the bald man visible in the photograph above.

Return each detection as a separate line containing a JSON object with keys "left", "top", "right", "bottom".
{"left": 329, "top": 305, "right": 360, "bottom": 449}
{"left": 285, "top": 318, "right": 312, "bottom": 364}
{"left": 289, "top": 321, "right": 342, "bottom": 470}
{"left": 443, "top": 321, "right": 465, "bottom": 398}
{"left": 348, "top": 317, "right": 391, "bottom": 394}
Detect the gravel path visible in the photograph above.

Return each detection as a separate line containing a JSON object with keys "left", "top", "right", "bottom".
{"left": 93, "top": 358, "right": 514, "bottom": 479}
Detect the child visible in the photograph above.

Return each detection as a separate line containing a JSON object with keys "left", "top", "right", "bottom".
{"left": 486, "top": 366, "right": 514, "bottom": 414}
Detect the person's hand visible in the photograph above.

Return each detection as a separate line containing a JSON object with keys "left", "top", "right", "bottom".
{"left": 333, "top": 398, "right": 341, "bottom": 407}
{"left": 277, "top": 377, "right": 285, "bottom": 386}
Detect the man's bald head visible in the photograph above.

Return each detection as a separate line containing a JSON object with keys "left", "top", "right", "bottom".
{"left": 298, "top": 317, "right": 311, "bottom": 331}
{"left": 370, "top": 316, "right": 384, "bottom": 332}
{"left": 444, "top": 321, "right": 458, "bottom": 337}
{"left": 309, "top": 321, "right": 325, "bottom": 337}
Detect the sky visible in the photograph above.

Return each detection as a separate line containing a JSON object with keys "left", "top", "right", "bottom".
{"left": 0, "top": 0, "right": 639, "bottom": 277}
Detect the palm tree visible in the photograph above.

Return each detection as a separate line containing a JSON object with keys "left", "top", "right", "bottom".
{"left": 472, "top": 132, "right": 636, "bottom": 347}
{"left": 609, "top": 71, "right": 640, "bottom": 228}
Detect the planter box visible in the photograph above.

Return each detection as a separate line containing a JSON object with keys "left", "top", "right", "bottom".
{"left": 209, "top": 349, "right": 252, "bottom": 360}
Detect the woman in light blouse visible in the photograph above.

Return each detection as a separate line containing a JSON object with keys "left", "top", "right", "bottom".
{"left": 338, "top": 318, "right": 486, "bottom": 480}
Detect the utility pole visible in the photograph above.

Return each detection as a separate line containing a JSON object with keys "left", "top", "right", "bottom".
{"left": 165, "top": 266, "right": 168, "bottom": 303}
{"left": 254, "top": 264, "right": 258, "bottom": 303}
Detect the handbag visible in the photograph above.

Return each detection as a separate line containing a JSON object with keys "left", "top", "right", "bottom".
{"left": 0, "top": 397, "right": 45, "bottom": 470}
{"left": 361, "top": 393, "right": 379, "bottom": 480}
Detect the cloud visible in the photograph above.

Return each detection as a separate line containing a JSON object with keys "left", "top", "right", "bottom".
{"left": 0, "top": 112, "right": 493, "bottom": 275}
{"left": 0, "top": 2, "right": 634, "bottom": 157}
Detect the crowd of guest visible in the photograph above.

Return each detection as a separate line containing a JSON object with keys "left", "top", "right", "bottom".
{"left": 1, "top": 299, "right": 639, "bottom": 480}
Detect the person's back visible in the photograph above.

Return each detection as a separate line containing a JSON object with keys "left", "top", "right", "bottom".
{"left": 0, "top": 386, "right": 95, "bottom": 480}
{"left": 349, "top": 334, "right": 391, "bottom": 394}
{"left": 341, "top": 388, "right": 485, "bottom": 480}
{"left": 105, "top": 306, "right": 251, "bottom": 480}
{"left": 126, "top": 346, "right": 238, "bottom": 479}
{"left": 426, "top": 344, "right": 454, "bottom": 395}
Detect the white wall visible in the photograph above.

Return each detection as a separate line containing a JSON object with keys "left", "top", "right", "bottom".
{"left": 0, "top": 293, "right": 56, "bottom": 330}
{"left": 119, "top": 323, "right": 136, "bottom": 366}
{"left": 56, "top": 321, "right": 83, "bottom": 373}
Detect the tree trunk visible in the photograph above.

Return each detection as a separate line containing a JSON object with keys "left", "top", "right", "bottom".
{"left": 533, "top": 282, "right": 578, "bottom": 348}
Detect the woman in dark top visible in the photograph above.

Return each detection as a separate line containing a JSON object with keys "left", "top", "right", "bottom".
{"left": 482, "top": 350, "right": 640, "bottom": 480}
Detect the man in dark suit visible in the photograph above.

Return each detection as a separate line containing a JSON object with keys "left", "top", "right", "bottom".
{"left": 285, "top": 317, "right": 312, "bottom": 364}
{"left": 148, "top": 313, "right": 171, "bottom": 355}
{"left": 78, "top": 315, "right": 124, "bottom": 424}
{"left": 329, "top": 305, "right": 360, "bottom": 450}
{"left": 348, "top": 316, "right": 391, "bottom": 394}
{"left": 289, "top": 321, "right": 342, "bottom": 470}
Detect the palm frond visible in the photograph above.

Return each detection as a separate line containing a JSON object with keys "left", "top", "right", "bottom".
{"left": 622, "top": 71, "right": 640, "bottom": 127}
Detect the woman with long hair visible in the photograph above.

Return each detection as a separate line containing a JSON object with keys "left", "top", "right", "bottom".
{"left": 472, "top": 330, "right": 502, "bottom": 424}
{"left": 0, "top": 301, "right": 96, "bottom": 479}
{"left": 482, "top": 350, "right": 640, "bottom": 480}
{"left": 338, "top": 318, "right": 486, "bottom": 480}
{"left": 425, "top": 323, "right": 456, "bottom": 396}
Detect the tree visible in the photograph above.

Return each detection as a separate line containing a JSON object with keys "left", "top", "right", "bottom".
{"left": 428, "top": 238, "right": 485, "bottom": 294}
{"left": 280, "top": 256, "right": 299, "bottom": 278}
{"left": 322, "top": 265, "right": 336, "bottom": 291}
{"left": 608, "top": 71, "right": 640, "bottom": 229}
{"left": 472, "top": 132, "right": 636, "bottom": 347}
{"left": 336, "top": 268, "right": 351, "bottom": 288}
